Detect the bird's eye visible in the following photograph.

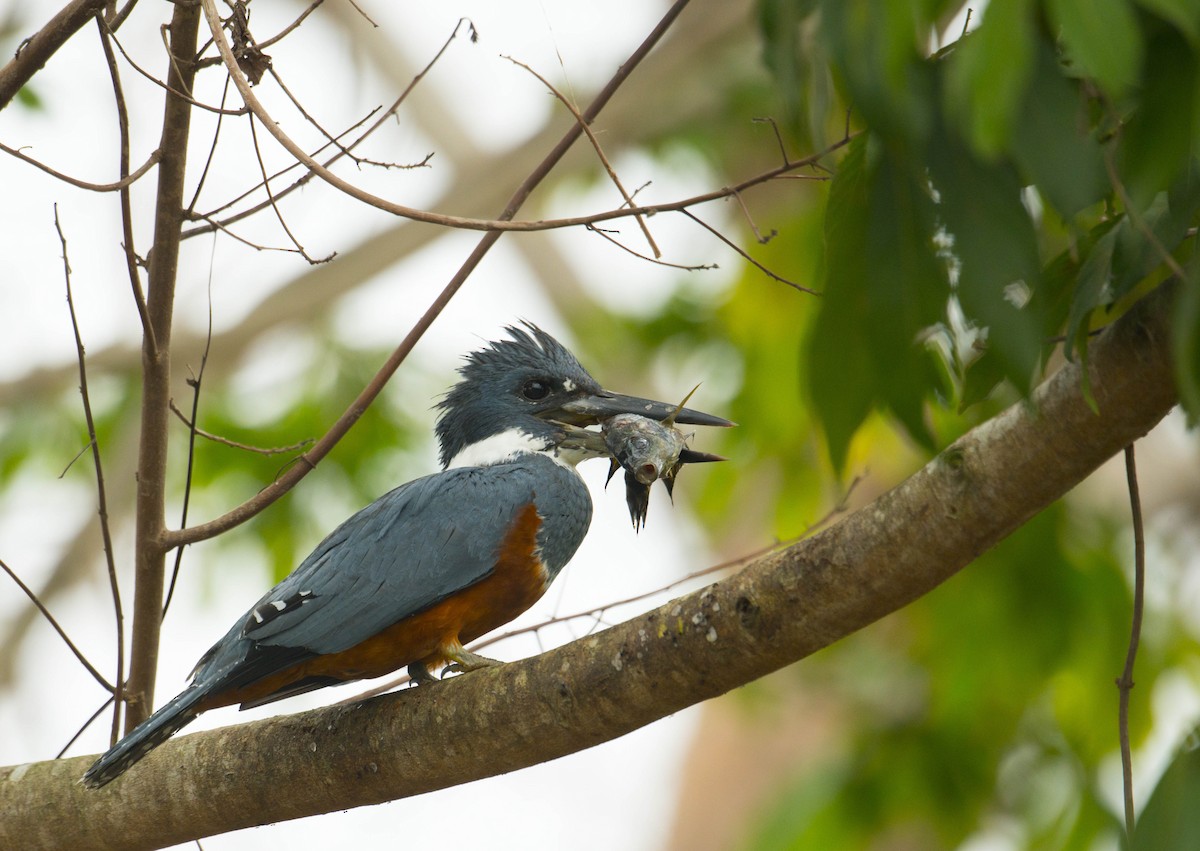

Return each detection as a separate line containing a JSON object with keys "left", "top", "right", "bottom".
{"left": 522, "top": 379, "right": 551, "bottom": 401}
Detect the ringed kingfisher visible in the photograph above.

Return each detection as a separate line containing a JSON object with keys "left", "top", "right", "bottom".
{"left": 83, "top": 323, "right": 730, "bottom": 788}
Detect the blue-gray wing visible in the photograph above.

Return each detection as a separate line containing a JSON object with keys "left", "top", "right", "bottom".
{"left": 235, "top": 463, "right": 541, "bottom": 655}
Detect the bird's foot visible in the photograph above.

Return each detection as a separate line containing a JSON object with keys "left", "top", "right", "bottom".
{"left": 408, "top": 661, "right": 438, "bottom": 686}
{"left": 441, "top": 648, "right": 502, "bottom": 678}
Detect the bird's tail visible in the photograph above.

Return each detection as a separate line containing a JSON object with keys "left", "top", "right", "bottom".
{"left": 81, "top": 685, "right": 207, "bottom": 789}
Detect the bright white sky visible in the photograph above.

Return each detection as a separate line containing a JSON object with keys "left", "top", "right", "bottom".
{"left": 0, "top": 1, "right": 745, "bottom": 849}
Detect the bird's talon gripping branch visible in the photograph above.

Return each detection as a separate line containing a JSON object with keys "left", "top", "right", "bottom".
{"left": 407, "top": 661, "right": 438, "bottom": 686}
{"left": 81, "top": 323, "right": 730, "bottom": 789}
{"left": 441, "top": 649, "right": 502, "bottom": 678}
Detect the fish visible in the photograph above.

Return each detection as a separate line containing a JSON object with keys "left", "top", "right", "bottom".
{"left": 601, "top": 394, "right": 724, "bottom": 530}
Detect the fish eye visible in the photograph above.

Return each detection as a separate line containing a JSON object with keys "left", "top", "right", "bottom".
{"left": 522, "top": 379, "right": 551, "bottom": 401}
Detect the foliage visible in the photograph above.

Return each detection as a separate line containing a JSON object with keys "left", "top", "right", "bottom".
{"left": 754, "top": 0, "right": 1200, "bottom": 471}
{"left": 594, "top": 1, "right": 1200, "bottom": 848}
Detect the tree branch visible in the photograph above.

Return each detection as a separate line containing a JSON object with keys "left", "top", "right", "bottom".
{"left": 0, "top": 0, "right": 108, "bottom": 111}
{"left": 198, "top": 0, "right": 845, "bottom": 235}
{"left": 163, "top": 0, "right": 696, "bottom": 550}
{"left": 123, "top": 1, "right": 201, "bottom": 732}
{"left": 0, "top": 285, "right": 1178, "bottom": 850}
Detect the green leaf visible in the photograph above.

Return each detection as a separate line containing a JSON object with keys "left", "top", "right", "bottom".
{"left": 862, "top": 148, "right": 948, "bottom": 448}
{"left": 1010, "top": 36, "right": 1108, "bottom": 217}
{"left": 1048, "top": 0, "right": 1144, "bottom": 99}
{"left": 758, "top": 0, "right": 819, "bottom": 134}
{"left": 1111, "top": 171, "right": 1200, "bottom": 298}
{"left": 927, "top": 127, "right": 1045, "bottom": 391}
{"left": 1132, "top": 731, "right": 1200, "bottom": 850}
{"left": 1173, "top": 255, "right": 1200, "bottom": 423}
{"left": 809, "top": 134, "right": 874, "bottom": 469}
{"left": 820, "top": 0, "right": 934, "bottom": 143}
{"left": 1120, "top": 26, "right": 1199, "bottom": 208}
{"left": 1065, "top": 225, "right": 1119, "bottom": 362}
{"left": 15, "top": 86, "right": 41, "bottom": 109}
{"left": 1135, "top": 0, "right": 1200, "bottom": 45}
{"left": 943, "top": 0, "right": 1036, "bottom": 158}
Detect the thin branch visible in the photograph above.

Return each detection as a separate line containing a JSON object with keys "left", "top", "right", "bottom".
{"left": 0, "top": 140, "right": 160, "bottom": 193}
{"left": 105, "top": 25, "right": 248, "bottom": 116}
{"left": 244, "top": 112, "right": 333, "bottom": 264}
{"left": 0, "top": 557, "right": 113, "bottom": 694}
{"left": 1117, "top": 443, "right": 1146, "bottom": 842}
{"left": 57, "top": 696, "right": 115, "bottom": 760}
{"left": 730, "top": 187, "right": 777, "bottom": 244}
{"left": 0, "top": 0, "right": 108, "bottom": 110}
{"left": 168, "top": 0, "right": 697, "bottom": 550}
{"left": 56, "top": 205, "right": 125, "bottom": 742}
{"left": 681, "top": 209, "right": 818, "bottom": 294}
{"left": 505, "top": 54, "right": 661, "bottom": 258}
{"left": 168, "top": 399, "right": 315, "bottom": 455}
{"left": 162, "top": 258, "right": 216, "bottom": 618}
{"left": 256, "top": 0, "right": 324, "bottom": 51}
{"left": 182, "top": 11, "right": 465, "bottom": 239}
{"left": 104, "top": 0, "right": 138, "bottom": 33}
{"left": 200, "top": 0, "right": 853, "bottom": 235}
{"left": 185, "top": 75, "right": 233, "bottom": 216}
{"left": 95, "top": 12, "right": 156, "bottom": 358}
{"left": 753, "top": 116, "right": 791, "bottom": 167}
{"left": 585, "top": 223, "right": 717, "bottom": 272}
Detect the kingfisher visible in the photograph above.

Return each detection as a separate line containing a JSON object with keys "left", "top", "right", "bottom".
{"left": 82, "top": 323, "right": 730, "bottom": 788}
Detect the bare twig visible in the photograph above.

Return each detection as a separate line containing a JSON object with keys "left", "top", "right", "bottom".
{"left": 0, "top": 556, "right": 113, "bottom": 694}
{"left": 585, "top": 223, "right": 717, "bottom": 272}
{"left": 0, "top": 0, "right": 108, "bottom": 110}
{"left": 1117, "top": 443, "right": 1146, "bottom": 841}
{"left": 0, "top": 140, "right": 160, "bottom": 193}
{"left": 681, "top": 209, "right": 817, "bottom": 294}
{"left": 168, "top": 400, "right": 314, "bottom": 455}
{"left": 186, "top": 75, "right": 233, "bottom": 216}
{"left": 56, "top": 205, "right": 125, "bottom": 742}
{"left": 200, "top": 0, "right": 852, "bottom": 235}
{"left": 95, "top": 12, "right": 156, "bottom": 357}
{"left": 245, "top": 112, "right": 333, "bottom": 264}
{"left": 257, "top": 0, "right": 324, "bottom": 51}
{"left": 57, "top": 696, "right": 115, "bottom": 760}
{"left": 162, "top": 261, "right": 216, "bottom": 618}
{"left": 169, "top": 0, "right": 697, "bottom": 550}
{"left": 730, "top": 188, "right": 777, "bottom": 244}
{"left": 182, "top": 12, "right": 464, "bottom": 239}
{"left": 105, "top": 24, "right": 247, "bottom": 116}
{"left": 505, "top": 54, "right": 661, "bottom": 258}
{"left": 753, "top": 116, "right": 791, "bottom": 166}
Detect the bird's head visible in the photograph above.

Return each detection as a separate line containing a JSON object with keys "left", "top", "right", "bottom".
{"left": 436, "top": 322, "right": 731, "bottom": 469}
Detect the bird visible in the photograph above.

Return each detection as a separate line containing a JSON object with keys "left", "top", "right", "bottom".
{"left": 82, "top": 322, "right": 730, "bottom": 788}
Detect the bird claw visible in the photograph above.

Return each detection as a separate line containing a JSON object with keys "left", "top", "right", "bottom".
{"left": 441, "top": 649, "right": 502, "bottom": 678}
{"left": 408, "top": 661, "right": 438, "bottom": 686}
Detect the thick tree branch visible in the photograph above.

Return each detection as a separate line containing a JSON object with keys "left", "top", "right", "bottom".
{"left": 0, "top": 287, "right": 1178, "bottom": 850}
{"left": 0, "top": 0, "right": 107, "bottom": 111}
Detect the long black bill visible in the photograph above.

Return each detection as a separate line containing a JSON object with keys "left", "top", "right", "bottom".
{"left": 552, "top": 391, "right": 734, "bottom": 428}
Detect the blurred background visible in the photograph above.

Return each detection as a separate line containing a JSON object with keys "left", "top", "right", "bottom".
{"left": 1, "top": 1, "right": 1198, "bottom": 848}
